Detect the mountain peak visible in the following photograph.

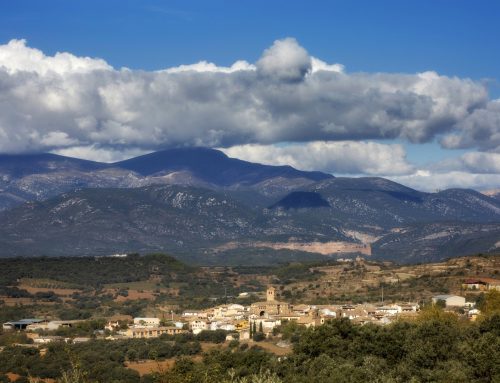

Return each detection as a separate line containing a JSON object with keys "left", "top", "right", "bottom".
{"left": 114, "top": 147, "right": 333, "bottom": 186}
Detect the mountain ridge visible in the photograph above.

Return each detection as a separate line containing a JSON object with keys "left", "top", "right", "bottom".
{"left": 0, "top": 147, "right": 333, "bottom": 211}
{"left": 0, "top": 181, "right": 498, "bottom": 262}
{"left": 0, "top": 148, "right": 499, "bottom": 264}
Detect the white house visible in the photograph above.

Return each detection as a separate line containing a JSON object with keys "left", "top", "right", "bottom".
{"left": 182, "top": 310, "right": 205, "bottom": 318}
{"left": 133, "top": 317, "right": 160, "bottom": 327}
{"left": 173, "top": 321, "right": 184, "bottom": 329}
{"left": 376, "top": 305, "right": 401, "bottom": 316}
{"left": 319, "top": 308, "right": 337, "bottom": 317}
{"left": 190, "top": 320, "right": 209, "bottom": 334}
{"left": 250, "top": 318, "right": 281, "bottom": 333}
{"left": 209, "top": 321, "right": 236, "bottom": 331}
{"left": 432, "top": 295, "right": 466, "bottom": 307}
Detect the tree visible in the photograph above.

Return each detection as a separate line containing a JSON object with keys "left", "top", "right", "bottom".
{"left": 57, "top": 360, "right": 89, "bottom": 383}
{"left": 252, "top": 332, "right": 265, "bottom": 342}
{"left": 435, "top": 299, "right": 446, "bottom": 309}
{"left": 478, "top": 290, "right": 500, "bottom": 316}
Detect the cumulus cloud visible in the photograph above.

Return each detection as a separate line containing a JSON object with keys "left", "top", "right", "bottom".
{"left": 0, "top": 37, "right": 499, "bottom": 171}
{"left": 440, "top": 99, "right": 500, "bottom": 152}
{"left": 381, "top": 151, "right": 500, "bottom": 192}
{"left": 53, "top": 145, "right": 150, "bottom": 163}
{"left": 162, "top": 60, "right": 255, "bottom": 74}
{"left": 0, "top": 39, "right": 111, "bottom": 75}
{"left": 391, "top": 171, "right": 500, "bottom": 192}
{"left": 432, "top": 151, "right": 500, "bottom": 174}
{"left": 256, "top": 37, "right": 311, "bottom": 82}
{"left": 221, "top": 141, "right": 414, "bottom": 176}
{"left": 222, "top": 143, "right": 500, "bottom": 191}
{"left": 310, "top": 57, "right": 344, "bottom": 74}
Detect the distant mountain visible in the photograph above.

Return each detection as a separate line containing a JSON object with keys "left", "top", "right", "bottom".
{"left": 372, "top": 222, "right": 500, "bottom": 263}
{"left": 114, "top": 147, "right": 331, "bottom": 185}
{"left": 0, "top": 148, "right": 499, "bottom": 263}
{"left": 0, "top": 177, "right": 499, "bottom": 262}
{"left": 0, "top": 185, "right": 262, "bottom": 256}
{"left": 0, "top": 148, "right": 333, "bottom": 211}
{"left": 247, "top": 176, "right": 495, "bottom": 247}
{"left": 0, "top": 153, "right": 105, "bottom": 177}
{"left": 291, "top": 178, "right": 500, "bottom": 228}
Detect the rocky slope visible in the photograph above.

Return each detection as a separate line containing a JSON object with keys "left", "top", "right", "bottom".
{"left": 0, "top": 180, "right": 499, "bottom": 262}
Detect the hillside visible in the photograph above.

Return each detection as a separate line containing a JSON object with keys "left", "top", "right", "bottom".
{"left": 0, "top": 185, "right": 265, "bottom": 256}
{"left": 372, "top": 222, "right": 500, "bottom": 263}
{"left": 269, "top": 191, "right": 330, "bottom": 209}
{"left": 0, "top": 148, "right": 332, "bottom": 211}
{"left": 0, "top": 179, "right": 499, "bottom": 262}
{"left": 0, "top": 253, "right": 191, "bottom": 287}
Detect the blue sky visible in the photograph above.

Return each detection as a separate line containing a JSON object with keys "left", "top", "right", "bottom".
{"left": 0, "top": 0, "right": 499, "bottom": 191}
{"left": 2, "top": 0, "right": 500, "bottom": 84}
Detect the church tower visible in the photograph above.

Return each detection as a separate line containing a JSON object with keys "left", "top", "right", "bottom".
{"left": 267, "top": 286, "right": 276, "bottom": 302}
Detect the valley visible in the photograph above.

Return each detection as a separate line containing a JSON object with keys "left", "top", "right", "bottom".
{"left": 0, "top": 253, "right": 499, "bottom": 382}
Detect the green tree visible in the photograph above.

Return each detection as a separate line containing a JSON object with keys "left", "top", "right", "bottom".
{"left": 478, "top": 290, "right": 500, "bottom": 316}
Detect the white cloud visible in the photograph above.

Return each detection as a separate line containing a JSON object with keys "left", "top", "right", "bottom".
{"left": 40, "top": 131, "right": 79, "bottom": 147}
{"left": 0, "top": 37, "right": 499, "bottom": 188}
{"left": 310, "top": 57, "right": 344, "bottom": 74}
{"left": 162, "top": 60, "right": 255, "bottom": 73}
{"left": 221, "top": 141, "right": 414, "bottom": 176}
{"left": 422, "top": 151, "right": 500, "bottom": 174}
{"left": 256, "top": 37, "right": 311, "bottom": 82}
{"left": 391, "top": 171, "right": 500, "bottom": 192}
{"left": 0, "top": 39, "right": 111, "bottom": 75}
{"left": 53, "top": 145, "right": 150, "bottom": 163}
{"left": 440, "top": 99, "right": 500, "bottom": 151}
{"left": 386, "top": 151, "right": 500, "bottom": 191}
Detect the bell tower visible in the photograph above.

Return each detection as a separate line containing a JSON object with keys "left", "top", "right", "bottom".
{"left": 267, "top": 286, "right": 275, "bottom": 302}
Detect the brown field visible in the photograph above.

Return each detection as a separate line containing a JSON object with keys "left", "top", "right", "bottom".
{"left": 126, "top": 359, "right": 179, "bottom": 376}
{"left": 110, "top": 289, "right": 157, "bottom": 302}
{"left": 19, "top": 285, "right": 80, "bottom": 297}
{"left": 6, "top": 372, "right": 21, "bottom": 382}
{"left": 125, "top": 341, "right": 289, "bottom": 376}
{"left": 104, "top": 280, "right": 161, "bottom": 290}
{"left": 0, "top": 297, "right": 35, "bottom": 306}
{"left": 5, "top": 372, "right": 55, "bottom": 383}
{"left": 126, "top": 343, "right": 223, "bottom": 376}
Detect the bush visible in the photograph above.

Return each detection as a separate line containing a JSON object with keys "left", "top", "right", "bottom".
{"left": 252, "top": 333, "right": 265, "bottom": 342}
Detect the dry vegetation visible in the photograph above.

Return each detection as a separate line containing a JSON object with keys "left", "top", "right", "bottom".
{"left": 276, "top": 255, "right": 500, "bottom": 303}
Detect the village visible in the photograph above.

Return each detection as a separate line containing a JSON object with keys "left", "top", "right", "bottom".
{"left": 3, "top": 277, "right": 500, "bottom": 347}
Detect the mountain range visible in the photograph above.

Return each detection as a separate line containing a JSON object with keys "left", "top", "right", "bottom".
{"left": 0, "top": 148, "right": 499, "bottom": 264}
